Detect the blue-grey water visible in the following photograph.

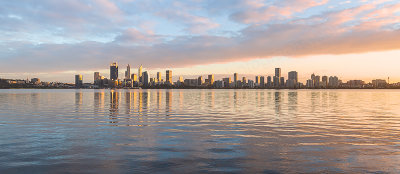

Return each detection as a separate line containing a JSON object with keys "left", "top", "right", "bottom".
{"left": 0, "top": 89, "right": 399, "bottom": 173}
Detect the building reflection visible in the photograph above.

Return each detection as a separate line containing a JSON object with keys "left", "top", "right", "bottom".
{"left": 207, "top": 91, "right": 215, "bottom": 108}
{"left": 109, "top": 90, "right": 119, "bottom": 124}
{"left": 94, "top": 91, "right": 104, "bottom": 112}
{"left": 157, "top": 90, "right": 162, "bottom": 112}
{"left": 274, "top": 91, "right": 281, "bottom": 115}
{"left": 75, "top": 91, "right": 83, "bottom": 112}
{"left": 288, "top": 91, "right": 298, "bottom": 112}
{"left": 141, "top": 91, "right": 149, "bottom": 116}
{"left": 310, "top": 91, "right": 320, "bottom": 113}
{"left": 179, "top": 90, "right": 183, "bottom": 109}
{"left": 166, "top": 90, "right": 172, "bottom": 117}
{"left": 233, "top": 90, "right": 238, "bottom": 109}
{"left": 138, "top": 91, "right": 143, "bottom": 114}
{"left": 125, "top": 91, "right": 132, "bottom": 115}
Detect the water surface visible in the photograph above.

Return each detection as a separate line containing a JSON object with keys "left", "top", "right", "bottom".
{"left": 0, "top": 89, "right": 399, "bottom": 173}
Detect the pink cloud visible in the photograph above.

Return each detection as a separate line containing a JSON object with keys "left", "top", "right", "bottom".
{"left": 231, "top": 0, "right": 329, "bottom": 24}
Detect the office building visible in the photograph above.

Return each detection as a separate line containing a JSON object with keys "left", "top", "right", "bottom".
{"left": 242, "top": 77, "right": 247, "bottom": 84}
{"left": 267, "top": 76, "right": 272, "bottom": 87}
{"left": 280, "top": 77, "right": 285, "bottom": 86}
{"left": 157, "top": 72, "right": 162, "bottom": 82}
{"left": 31, "top": 78, "right": 40, "bottom": 85}
{"left": 75, "top": 74, "right": 83, "bottom": 88}
{"left": 138, "top": 65, "right": 142, "bottom": 83}
{"left": 287, "top": 71, "right": 298, "bottom": 88}
{"left": 131, "top": 74, "right": 138, "bottom": 82}
{"left": 125, "top": 64, "right": 131, "bottom": 80}
{"left": 94, "top": 72, "right": 100, "bottom": 81}
{"left": 110, "top": 62, "right": 118, "bottom": 80}
{"left": 184, "top": 79, "right": 198, "bottom": 87}
{"left": 372, "top": 79, "right": 387, "bottom": 88}
{"left": 255, "top": 76, "right": 260, "bottom": 85}
{"left": 222, "top": 77, "right": 231, "bottom": 87}
{"left": 166, "top": 70, "right": 172, "bottom": 84}
{"left": 142, "top": 71, "right": 149, "bottom": 86}
{"left": 288, "top": 71, "right": 298, "bottom": 83}
{"left": 273, "top": 76, "right": 280, "bottom": 87}
{"left": 260, "top": 76, "right": 265, "bottom": 87}
{"left": 234, "top": 73, "right": 238, "bottom": 85}
{"left": 322, "top": 76, "right": 328, "bottom": 88}
{"left": 215, "top": 80, "right": 224, "bottom": 88}
{"left": 208, "top": 75, "right": 214, "bottom": 85}
{"left": 198, "top": 76, "right": 203, "bottom": 86}
{"left": 328, "top": 76, "right": 340, "bottom": 87}
{"left": 275, "top": 68, "right": 281, "bottom": 78}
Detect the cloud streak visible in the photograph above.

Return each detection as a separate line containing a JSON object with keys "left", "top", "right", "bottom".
{"left": 0, "top": 0, "right": 399, "bottom": 74}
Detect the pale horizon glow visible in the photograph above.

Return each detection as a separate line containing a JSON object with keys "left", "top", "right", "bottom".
{"left": 1, "top": 0, "right": 400, "bottom": 83}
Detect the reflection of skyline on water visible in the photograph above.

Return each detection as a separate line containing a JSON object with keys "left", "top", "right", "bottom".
{"left": 2, "top": 89, "right": 400, "bottom": 173}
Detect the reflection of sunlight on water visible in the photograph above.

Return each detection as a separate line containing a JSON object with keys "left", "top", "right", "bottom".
{"left": 0, "top": 89, "right": 400, "bottom": 173}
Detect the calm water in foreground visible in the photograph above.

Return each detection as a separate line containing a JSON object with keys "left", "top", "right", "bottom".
{"left": 0, "top": 89, "right": 400, "bottom": 173}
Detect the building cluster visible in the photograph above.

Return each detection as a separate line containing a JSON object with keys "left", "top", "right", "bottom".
{"left": 1, "top": 61, "right": 393, "bottom": 89}
{"left": 0, "top": 77, "right": 75, "bottom": 88}
{"left": 83, "top": 63, "right": 175, "bottom": 89}
{"left": 68, "top": 63, "right": 395, "bottom": 89}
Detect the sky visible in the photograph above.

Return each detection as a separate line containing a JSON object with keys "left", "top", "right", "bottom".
{"left": 1, "top": 0, "right": 400, "bottom": 83}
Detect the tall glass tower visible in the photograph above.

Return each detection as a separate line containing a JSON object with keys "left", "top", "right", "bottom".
{"left": 110, "top": 62, "right": 118, "bottom": 80}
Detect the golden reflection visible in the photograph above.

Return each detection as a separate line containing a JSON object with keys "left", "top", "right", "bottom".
{"left": 94, "top": 90, "right": 104, "bottom": 112}
{"left": 109, "top": 90, "right": 119, "bottom": 124}
{"left": 138, "top": 91, "right": 143, "bottom": 114}
{"left": 166, "top": 90, "right": 172, "bottom": 116}
{"left": 75, "top": 91, "right": 83, "bottom": 112}
{"left": 125, "top": 91, "right": 132, "bottom": 114}
{"left": 157, "top": 90, "right": 162, "bottom": 111}
{"left": 208, "top": 90, "right": 215, "bottom": 108}
{"left": 179, "top": 90, "right": 183, "bottom": 109}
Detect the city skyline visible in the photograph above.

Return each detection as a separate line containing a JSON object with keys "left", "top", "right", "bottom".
{"left": 44, "top": 61, "right": 387, "bottom": 89}
{"left": 1, "top": 1, "right": 400, "bottom": 82}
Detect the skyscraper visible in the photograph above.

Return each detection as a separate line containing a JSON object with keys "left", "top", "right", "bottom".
{"left": 131, "top": 74, "right": 138, "bottom": 82}
{"left": 157, "top": 72, "right": 162, "bottom": 82}
{"left": 255, "top": 76, "right": 261, "bottom": 86}
{"left": 198, "top": 76, "right": 203, "bottom": 86}
{"left": 273, "top": 76, "right": 280, "bottom": 87}
{"left": 275, "top": 68, "right": 281, "bottom": 78}
{"left": 222, "top": 77, "right": 231, "bottom": 87}
{"left": 110, "top": 62, "right": 118, "bottom": 80}
{"left": 94, "top": 72, "right": 100, "bottom": 81}
{"left": 208, "top": 75, "right": 214, "bottom": 85}
{"left": 274, "top": 68, "right": 281, "bottom": 87}
{"left": 75, "top": 74, "right": 83, "bottom": 88}
{"left": 267, "top": 76, "right": 272, "bottom": 87}
{"left": 280, "top": 77, "right": 285, "bottom": 86}
{"left": 242, "top": 77, "right": 247, "bottom": 84}
{"left": 166, "top": 70, "right": 172, "bottom": 84}
{"left": 260, "top": 76, "right": 265, "bottom": 87}
{"left": 142, "top": 71, "right": 149, "bottom": 86}
{"left": 315, "top": 75, "right": 321, "bottom": 88}
{"left": 138, "top": 65, "right": 142, "bottom": 83}
{"left": 288, "top": 71, "right": 298, "bottom": 83}
{"left": 322, "top": 76, "right": 328, "bottom": 87}
{"left": 288, "top": 71, "right": 298, "bottom": 88}
{"left": 125, "top": 64, "right": 131, "bottom": 80}
{"left": 234, "top": 73, "right": 238, "bottom": 84}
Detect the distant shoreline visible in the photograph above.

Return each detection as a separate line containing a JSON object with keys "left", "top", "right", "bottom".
{"left": 1, "top": 88, "right": 399, "bottom": 90}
